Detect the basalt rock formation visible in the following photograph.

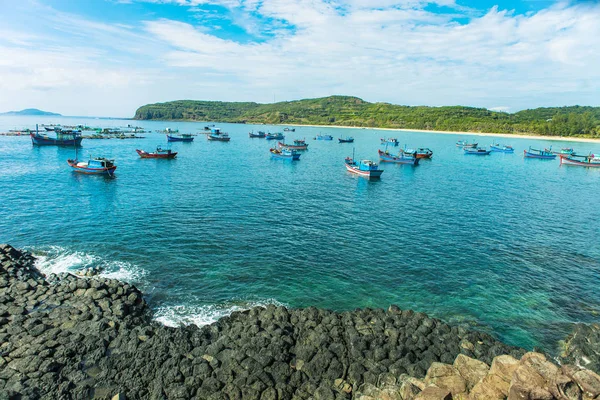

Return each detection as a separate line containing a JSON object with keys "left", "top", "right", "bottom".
{"left": 0, "top": 244, "right": 597, "bottom": 399}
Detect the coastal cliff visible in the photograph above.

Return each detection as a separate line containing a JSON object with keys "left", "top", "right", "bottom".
{"left": 1, "top": 244, "right": 599, "bottom": 399}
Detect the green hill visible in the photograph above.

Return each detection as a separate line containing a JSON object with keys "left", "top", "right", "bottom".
{"left": 134, "top": 96, "right": 600, "bottom": 137}
{"left": 1, "top": 108, "right": 61, "bottom": 116}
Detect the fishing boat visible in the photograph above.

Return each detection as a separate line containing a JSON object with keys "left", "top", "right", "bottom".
{"left": 283, "top": 127, "right": 295, "bottom": 132}
{"left": 378, "top": 149, "right": 419, "bottom": 165}
{"left": 277, "top": 139, "right": 308, "bottom": 150}
{"left": 344, "top": 157, "right": 383, "bottom": 178}
{"left": 270, "top": 148, "right": 300, "bottom": 160}
{"left": 265, "top": 132, "right": 285, "bottom": 140}
{"left": 207, "top": 128, "right": 230, "bottom": 141}
{"left": 167, "top": 133, "right": 194, "bottom": 142}
{"left": 30, "top": 124, "right": 82, "bottom": 146}
{"left": 560, "top": 154, "right": 600, "bottom": 167}
{"left": 457, "top": 140, "right": 478, "bottom": 148}
{"left": 523, "top": 147, "right": 556, "bottom": 159}
{"left": 249, "top": 131, "right": 266, "bottom": 138}
{"left": 553, "top": 147, "right": 575, "bottom": 156}
{"left": 338, "top": 137, "right": 354, "bottom": 143}
{"left": 136, "top": 146, "right": 177, "bottom": 159}
{"left": 315, "top": 134, "right": 333, "bottom": 141}
{"left": 67, "top": 157, "right": 116, "bottom": 176}
{"left": 403, "top": 147, "right": 433, "bottom": 159}
{"left": 381, "top": 138, "right": 399, "bottom": 146}
{"left": 490, "top": 143, "right": 514, "bottom": 153}
{"left": 464, "top": 147, "right": 492, "bottom": 155}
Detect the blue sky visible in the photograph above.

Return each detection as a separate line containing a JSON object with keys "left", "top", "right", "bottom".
{"left": 0, "top": 0, "right": 598, "bottom": 116}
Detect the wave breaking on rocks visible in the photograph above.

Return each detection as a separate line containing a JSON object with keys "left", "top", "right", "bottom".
{"left": 1, "top": 244, "right": 599, "bottom": 399}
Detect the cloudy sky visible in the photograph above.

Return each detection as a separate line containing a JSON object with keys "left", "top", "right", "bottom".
{"left": 0, "top": 0, "right": 598, "bottom": 117}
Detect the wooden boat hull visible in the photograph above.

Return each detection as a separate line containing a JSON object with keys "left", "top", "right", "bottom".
{"left": 136, "top": 149, "right": 177, "bottom": 159}
{"left": 167, "top": 135, "right": 193, "bottom": 142}
{"left": 31, "top": 133, "right": 82, "bottom": 146}
{"left": 249, "top": 133, "right": 265, "bottom": 138}
{"left": 207, "top": 135, "right": 230, "bottom": 141}
{"left": 560, "top": 155, "right": 600, "bottom": 167}
{"left": 464, "top": 149, "right": 491, "bottom": 155}
{"left": 270, "top": 149, "right": 300, "bottom": 160}
{"left": 338, "top": 138, "right": 354, "bottom": 143}
{"left": 490, "top": 146, "right": 514, "bottom": 153}
{"left": 277, "top": 141, "right": 308, "bottom": 150}
{"left": 378, "top": 150, "right": 419, "bottom": 165}
{"left": 344, "top": 162, "right": 383, "bottom": 177}
{"left": 524, "top": 150, "right": 556, "bottom": 159}
{"left": 67, "top": 160, "right": 117, "bottom": 175}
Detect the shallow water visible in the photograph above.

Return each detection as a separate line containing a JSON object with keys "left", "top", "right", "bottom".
{"left": 1, "top": 116, "right": 599, "bottom": 352}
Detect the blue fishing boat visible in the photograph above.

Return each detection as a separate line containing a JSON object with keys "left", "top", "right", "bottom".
{"left": 270, "top": 148, "right": 300, "bottom": 160}
{"left": 464, "top": 147, "right": 491, "bottom": 155}
{"left": 278, "top": 139, "right": 308, "bottom": 150}
{"left": 207, "top": 128, "right": 230, "bottom": 141}
{"left": 338, "top": 137, "right": 354, "bottom": 143}
{"left": 249, "top": 131, "right": 266, "bottom": 138}
{"left": 266, "top": 132, "right": 285, "bottom": 140}
{"left": 553, "top": 147, "right": 575, "bottom": 156}
{"left": 403, "top": 147, "right": 433, "bottom": 159}
{"left": 490, "top": 143, "right": 514, "bottom": 153}
{"left": 315, "top": 134, "right": 333, "bottom": 141}
{"left": 30, "top": 124, "right": 82, "bottom": 146}
{"left": 345, "top": 157, "right": 383, "bottom": 178}
{"left": 381, "top": 138, "right": 399, "bottom": 146}
{"left": 378, "top": 149, "right": 419, "bottom": 165}
{"left": 524, "top": 147, "right": 556, "bottom": 159}
{"left": 167, "top": 133, "right": 194, "bottom": 142}
{"left": 67, "top": 157, "right": 116, "bottom": 176}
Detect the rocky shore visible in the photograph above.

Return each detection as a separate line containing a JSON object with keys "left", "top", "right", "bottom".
{"left": 1, "top": 244, "right": 599, "bottom": 399}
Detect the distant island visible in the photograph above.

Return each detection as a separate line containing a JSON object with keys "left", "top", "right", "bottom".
{"left": 134, "top": 95, "right": 600, "bottom": 138}
{"left": 0, "top": 108, "right": 61, "bottom": 116}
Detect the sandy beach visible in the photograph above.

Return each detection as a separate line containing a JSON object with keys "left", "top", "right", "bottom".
{"left": 283, "top": 123, "right": 600, "bottom": 144}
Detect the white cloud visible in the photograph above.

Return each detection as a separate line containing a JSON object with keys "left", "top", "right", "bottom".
{"left": 0, "top": 0, "right": 599, "bottom": 116}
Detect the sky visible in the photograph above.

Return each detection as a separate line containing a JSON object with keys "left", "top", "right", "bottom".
{"left": 0, "top": 0, "right": 598, "bottom": 117}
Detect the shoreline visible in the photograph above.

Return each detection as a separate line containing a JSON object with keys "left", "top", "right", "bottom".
{"left": 280, "top": 123, "right": 600, "bottom": 144}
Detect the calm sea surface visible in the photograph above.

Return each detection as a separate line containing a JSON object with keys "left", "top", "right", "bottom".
{"left": 1, "top": 116, "right": 599, "bottom": 352}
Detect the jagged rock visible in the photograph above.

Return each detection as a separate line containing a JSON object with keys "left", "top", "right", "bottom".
{"left": 469, "top": 373, "right": 510, "bottom": 399}
{"left": 453, "top": 354, "right": 489, "bottom": 390}
{"left": 424, "top": 362, "right": 467, "bottom": 396}
{"left": 560, "top": 323, "right": 600, "bottom": 374}
{"left": 571, "top": 369, "right": 600, "bottom": 398}
{"left": 414, "top": 386, "right": 452, "bottom": 400}
{"left": 490, "top": 354, "right": 520, "bottom": 382}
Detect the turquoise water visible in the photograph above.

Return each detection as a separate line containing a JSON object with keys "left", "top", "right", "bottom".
{"left": 1, "top": 116, "right": 599, "bottom": 352}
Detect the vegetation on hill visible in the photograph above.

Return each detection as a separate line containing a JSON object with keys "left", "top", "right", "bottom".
{"left": 0, "top": 108, "right": 61, "bottom": 116}
{"left": 134, "top": 96, "right": 600, "bottom": 137}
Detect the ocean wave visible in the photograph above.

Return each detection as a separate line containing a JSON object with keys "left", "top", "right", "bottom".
{"left": 28, "top": 245, "right": 146, "bottom": 283}
{"left": 153, "top": 298, "right": 286, "bottom": 328}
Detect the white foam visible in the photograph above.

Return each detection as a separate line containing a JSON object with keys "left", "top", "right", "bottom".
{"left": 153, "top": 299, "right": 286, "bottom": 328}
{"left": 30, "top": 245, "right": 146, "bottom": 283}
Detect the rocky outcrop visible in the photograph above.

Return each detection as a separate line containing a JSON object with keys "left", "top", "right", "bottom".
{"left": 560, "top": 323, "right": 600, "bottom": 373}
{"left": 1, "top": 243, "right": 591, "bottom": 400}
{"left": 355, "top": 352, "right": 600, "bottom": 400}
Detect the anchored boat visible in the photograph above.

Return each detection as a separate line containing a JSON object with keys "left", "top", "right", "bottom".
{"left": 464, "top": 147, "right": 492, "bottom": 155}
{"left": 457, "top": 140, "right": 478, "bottom": 148}
{"left": 490, "top": 143, "right": 514, "bottom": 153}
{"left": 283, "top": 127, "right": 295, "bottom": 132}
{"left": 249, "top": 131, "right": 266, "bottom": 138}
{"left": 560, "top": 154, "right": 600, "bottom": 167}
{"left": 524, "top": 147, "right": 556, "bottom": 159}
{"left": 136, "top": 146, "right": 177, "bottom": 159}
{"left": 266, "top": 132, "right": 285, "bottom": 140}
{"left": 315, "top": 134, "right": 333, "bottom": 141}
{"left": 338, "top": 137, "right": 354, "bottom": 143}
{"left": 30, "top": 124, "right": 82, "bottom": 146}
{"left": 381, "top": 138, "right": 399, "bottom": 146}
{"left": 167, "top": 133, "right": 194, "bottom": 142}
{"left": 67, "top": 157, "right": 116, "bottom": 176}
{"left": 403, "top": 147, "right": 433, "bottom": 159}
{"left": 270, "top": 148, "right": 300, "bottom": 160}
{"left": 277, "top": 139, "right": 308, "bottom": 150}
{"left": 344, "top": 157, "right": 383, "bottom": 178}
{"left": 378, "top": 149, "right": 419, "bottom": 165}
{"left": 207, "top": 128, "right": 230, "bottom": 142}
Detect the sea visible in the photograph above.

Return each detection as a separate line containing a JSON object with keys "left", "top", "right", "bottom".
{"left": 1, "top": 115, "right": 599, "bottom": 353}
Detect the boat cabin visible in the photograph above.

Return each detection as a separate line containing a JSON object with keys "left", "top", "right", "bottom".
{"left": 88, "top": 158, "right": 115, "bottom": 169}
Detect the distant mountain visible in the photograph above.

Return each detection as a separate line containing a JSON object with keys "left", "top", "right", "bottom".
{"left": 134, "top": 95, "right": 600, "bottom": 138}
{"left": 0, "top": 108, "right": 62, "bottom": 116}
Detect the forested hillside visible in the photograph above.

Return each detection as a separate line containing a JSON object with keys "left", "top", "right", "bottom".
{"left": 134, "top": 96, "right": 600, "bottom": 137}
